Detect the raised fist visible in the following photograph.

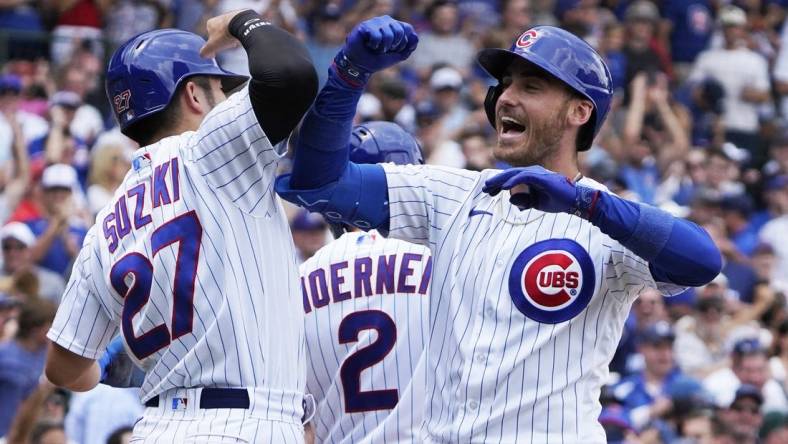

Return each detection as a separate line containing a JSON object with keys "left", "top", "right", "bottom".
{"left": 334, "top": 16, "right": 418, "bottom": 86}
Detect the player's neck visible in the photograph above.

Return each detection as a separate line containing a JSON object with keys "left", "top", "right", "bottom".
{"left": 539, "top": 147, "right": 579, "bottom": 180}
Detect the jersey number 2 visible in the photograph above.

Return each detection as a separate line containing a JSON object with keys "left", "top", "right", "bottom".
{"left": 110, "top": 211, "right": 202, "bottom": 360}
{"left": 338, "top": 310, "right": 399, "bottom": 413}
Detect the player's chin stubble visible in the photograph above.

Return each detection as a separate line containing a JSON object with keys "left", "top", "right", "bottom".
{"left": 494, "top": 101, "right": 570, "bottom": 168}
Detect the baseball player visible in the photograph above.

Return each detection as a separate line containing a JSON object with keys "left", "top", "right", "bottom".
{"left": 44, "top": 9, "right": 318, "bottom": 443}
{"left": 302, "top": 121, "right": 430, "bottom": 443}
{"left": 276, "top": 17, "right": 723, "bottom": 443}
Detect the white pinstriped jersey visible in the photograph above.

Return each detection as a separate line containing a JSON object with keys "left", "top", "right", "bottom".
{"left": 300, "top": 230, "right": 430, "bottom": 443}
{"left": 381, "top": 164, "right": 684, "bottom": 444}
{"left": 47, "top": 86, "right": 305, "bottom": 417}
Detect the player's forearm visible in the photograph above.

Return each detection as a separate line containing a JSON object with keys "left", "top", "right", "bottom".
{"left": 228, "top": 10, "right": 318, "bottom": 146}
{"left": 586, "top": 191, "right": 722, "bottom": 286}
{"left": 45, "top": 342, "right": 101, "bottom": 392}
{"left": 290, "top": 68, "right": 365, "bottom": 189}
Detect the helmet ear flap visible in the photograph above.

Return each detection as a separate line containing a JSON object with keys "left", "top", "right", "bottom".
{"left": 484, "top": 84, "right": 502, "bottom": 129}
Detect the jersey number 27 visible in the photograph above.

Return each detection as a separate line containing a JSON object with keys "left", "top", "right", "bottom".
{"left": 110, "top": 211, "right": 202, "bottom": 360}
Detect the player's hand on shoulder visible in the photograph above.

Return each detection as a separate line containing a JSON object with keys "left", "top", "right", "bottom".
{"left": 483, "top": 166, "right": 599, "bottom": 217}
{"left": 200, "top": 9, "right": 245, "bottom": 58}
{"left": 340, "top": 15, "right": 418, "bottom": 75}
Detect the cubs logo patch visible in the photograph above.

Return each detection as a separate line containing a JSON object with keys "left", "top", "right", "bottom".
{"left": 516, "top": 29, "right": 539, "bottom": 49}
{"left": 113, "top": 89, "right": 131, "bottom": 115}
{"left": 508, "top": 239, "right": 595, "bottom": 324}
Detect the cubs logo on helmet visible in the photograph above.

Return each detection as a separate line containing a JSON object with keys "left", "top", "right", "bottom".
{"left": 515, "top": 30, "right": 539, "bottom": 49}
{"left": 508, "top": 239, "right": 595, "bottom": 324}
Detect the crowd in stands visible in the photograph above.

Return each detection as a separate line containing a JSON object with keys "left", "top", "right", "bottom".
{"left": 2, "top": 0, "right": 788, "bottom": 443}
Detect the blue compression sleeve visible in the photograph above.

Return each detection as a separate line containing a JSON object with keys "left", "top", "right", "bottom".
{"left": 587, "top": 191, "right": 722, "bottom": 287}
{"left": 290, "top": 67, "right": 364, "bottom": 189}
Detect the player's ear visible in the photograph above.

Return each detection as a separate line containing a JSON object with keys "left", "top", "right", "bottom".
{"left": 182, "top": 81, "right": 206, "bottom": 115}
{"left": 567, "top": 98, "right": 593, "bottom": 129}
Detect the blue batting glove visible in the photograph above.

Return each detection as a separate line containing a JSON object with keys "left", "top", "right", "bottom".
{"left": 482, "top": 166, "right": 601, "bottom": 218}
{"left": 332, "top": 15, "right": 418, "bottom": 87}
{"left": 98, "top": 336, "right": 145, "bottom": 388}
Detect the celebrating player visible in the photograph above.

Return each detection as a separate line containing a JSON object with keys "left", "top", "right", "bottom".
{"left": 301, "top": 121, "right": 430, "bottom": 443}
{"left": 44, "top": 9, "right": 317, "bottom": 442}
{"left": 276, "top": 16, "right": 723, "bottom": 442}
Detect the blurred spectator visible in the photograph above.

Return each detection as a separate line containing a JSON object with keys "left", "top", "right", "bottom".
{"left": 47, "top": 0, "right": 106, "bottom": 66}
{"left": 408, "top": 1, "right": 476, "bottom": 76}
{"left": 758, "top": 175, "right": 788, "bottom": 288}
{"left": 427, "top": 66, "right": 469, "bottom": 143}
{"left": 598, "top": 405, "right": 639, "bottom": 444}
{"left": 675, "top": 77, "right": 726, "bottom": 149}
{"left": 0, "top": 77, "right": 32, "bottom": 225}
{"left": 720, "top": 193, "right": 760, "bottom": 257}
{"left": 26, "top": 164, "right": 87, "bottom": 277}
{"left": 674, "top": 294, "right": 729, "bottom": 378}
{"left": 26, "top": 91, "right": 91, "bottom": 188}
{"left": 689, "top": 5, "right": 771, "bottom": 167}
{"left": 760, "top": 411, "right": 788, "bottom": 444}
{"left": 620, "top": 71, "right": 690, "bottom": 204}
{"left": 659, "top": 0, "right": 713, "bottom": 81}
{"left": 611, "top": 287, "right": 668, "bottom": 375}
{"left": 484, "top": 0, "right": 531, "bottom": 50}
{"left": 57, "top": 59, "right": 105, "bottom": 146}
{"left": 770, "top": 320, "right": 788, "bottom": 399}
{"left": 458, "top": 127, "right": 494, "bottom": 171}
{"left": 65, "top": 385, "right": 142, "bottom": 444}
{"left": 716, "top": 384, "right": 765, "bottom": 444}
{"left": 764, "top": 133, "right": 788, "bottom": 178}
{"left": 0, "top": 292, "right": 21, "bottom": 342}
{"left": 0, "top": 222, "right": 65, "bottom": 303}
{"left": 87, "top": 142, "right": 130, "bottom": 218}
{"left": 305, "top": 4, "right": 345, "bottom": 87}
{"left": 29, "top": 421, "right": 67, "bottom": 444}
{"left": 675, "top": 407, "right": 714, "bottom": 443}
{"left": 106, "top": 426, "right": 133, "bottom": 444}
{"left": 704, "top": 338, "right": 788, "bottom": 413}
{"left": 0, "top": 298, "right": 57, "bottom": 437}
{"left": 598, "top": 22, "right": 627, "bottom": 94}
{"left": 291, "top": 208, "right": 328, "bottom": 263}
{"left": 375, "top": 77, "right": 417, "bottom": 134}
{"left": 104, "top": 0, "right": 173, "bottom": 48}
{"left": 613, "top": 321, "right": 690, "bottom": 429}
{"left": 622, "top": 0, "right": 671, "bottom": 90}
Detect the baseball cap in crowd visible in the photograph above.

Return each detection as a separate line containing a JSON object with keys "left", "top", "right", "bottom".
{"left": 720, "top": 193, "right": 754, "bottom": 216}
{"left": 0, "top": 74, "right": 22, "bottom": 95}
{"left": 430, "top": 67, "right": 463, "bottom": 91}
{"left": 291, "top": 209, "right": 327, "bottom": 232}
{"left": 41, "top": 163, "right": 78, "bottom": 190}
{"left": 49, "top": 90, "right": 82, "bottom": 109}
{"left": 637, "top": 320, "right": 675, "bottom": 345}
{"left": 765, "top": 174, "right": 788, "bottom": 191}
{"left": 0, "top": 222, "right": 36, "bottom": 248}
{"left": 317, "top": 3, "right": 341, "bottom": 21}
{"left": 719, "top": 6, "right": 747, "bottom": 27}
{"left": 379, "top": 78, "right": 408, "bottom": 100}
{"left": 598, "top": 406, "right": 634, "bottom": 444}
{"left": 731, "top": 384, "right": 764, "bottom": 407}
{"left": 733, "top": 337, "right": 764, "bottom": 356}
{"left": 625, "top": 0, "right": 660, "bottom": 22}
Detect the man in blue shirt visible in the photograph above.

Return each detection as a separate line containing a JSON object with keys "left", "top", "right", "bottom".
{"left": 614, "top": 321, "right": 695, "bottom": 429}
{"left": 0, "top": 298, "right": 57, "bottom": 437}
{"left": 26, "top": 164, "right": 87, "bottom": 277}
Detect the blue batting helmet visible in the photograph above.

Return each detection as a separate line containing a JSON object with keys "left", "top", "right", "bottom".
{"left": 477, "top": 26, "right": 613, "bottom": 151}
{"left": 349, "top": 121, "right": 424, "bottom": 165}
{"left": 105, "top": 29, "right": 248, "bottom": 136}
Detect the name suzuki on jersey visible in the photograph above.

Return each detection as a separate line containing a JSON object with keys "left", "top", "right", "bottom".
{"left": 103, "top": 157, "right": 181, "bottom": 253}
{"left": 302, "top": 252, "right": 432, "bottom": 313}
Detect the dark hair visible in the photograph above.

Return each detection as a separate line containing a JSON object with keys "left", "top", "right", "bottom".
{"left": 16, "top": 298, "right": 57, "bottom": 339}
{"left": 124, "top": 75, "right": 213, "bottom": 146}
{"left": 426, "top": 0, "right": 457, "bottom": 20}
{"left": 107, "top": 426, "right": 134, "bottom": 444}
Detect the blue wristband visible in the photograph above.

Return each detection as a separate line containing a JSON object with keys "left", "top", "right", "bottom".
{"left": 331, "top": 51, "right": 371, "bottom": 88}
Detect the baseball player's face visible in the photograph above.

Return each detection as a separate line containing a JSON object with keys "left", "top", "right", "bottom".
{"left": 493, "top": 59, "right": 573, "bottom": 167}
